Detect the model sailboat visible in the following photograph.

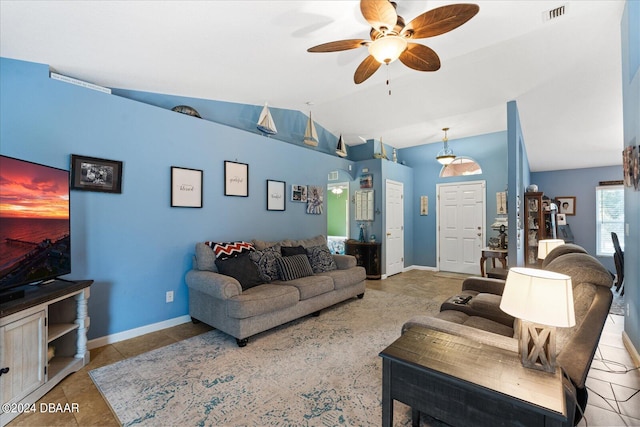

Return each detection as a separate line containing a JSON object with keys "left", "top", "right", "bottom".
{"left": 374, "top": 138, "right": 388, "bottom": 159}
{"left": 303, "top": 112, "right": 319, "bottom": 146}
{"left": 257, "top": 103, "right": 277, "bottom": 135}
{"left": 336, "top": 134, "right": 347, "bottom": 158}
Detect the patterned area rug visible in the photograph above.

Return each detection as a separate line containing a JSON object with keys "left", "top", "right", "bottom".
{"left": 89, "top": 288, "right": 454, "bottom": 426}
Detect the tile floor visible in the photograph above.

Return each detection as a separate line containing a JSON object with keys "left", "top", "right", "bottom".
{"left": 5, "top": 271, "right": 639, "bottom": 426}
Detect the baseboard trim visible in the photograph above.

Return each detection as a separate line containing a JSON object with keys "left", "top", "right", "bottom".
{"left": 87, "top": 315, "right": 192, "bottom": 350}
{"left": 622, "top": 331, "right": 640, "bottom": 367}
{"left": 404, "top": 265, "right": 438, "bottom": 272}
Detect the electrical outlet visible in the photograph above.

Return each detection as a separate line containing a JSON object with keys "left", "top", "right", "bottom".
{"left": 166, "top": 291, "right": 174, "bottom": 303}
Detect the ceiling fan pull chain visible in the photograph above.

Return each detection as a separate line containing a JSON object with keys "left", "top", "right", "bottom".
{"left": 386, "top": 64, "right": 391, "bottom": 96}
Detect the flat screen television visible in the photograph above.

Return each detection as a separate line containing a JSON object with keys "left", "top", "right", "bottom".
{"left": 0, "top": 155, "right": 71, "bottom": 300}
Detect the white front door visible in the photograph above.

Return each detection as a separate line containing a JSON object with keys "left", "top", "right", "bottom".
{"left": 385, "top": 180, "right": 404, "bottom": 276}
{"left": 437, "top": 181, "right": 485, "bottom": 274}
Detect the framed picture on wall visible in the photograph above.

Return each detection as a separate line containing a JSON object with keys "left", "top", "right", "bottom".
{"left": 307, "top": 185, "right": 324, "bottom": 214}
{"left": 224, "top": 161, "right": 248, "bottom": 197}
{"left": 70, "top": 154, "right": 123, "bottom": 193}
{"left": 171, "top": 166, "right": 203, "bottom": 208}
{"left": 267, "top": 180, "right": 285, "bottom": 211}
{"left": 291, "top": 185, "right": 307, "bottom": 202}
{"left": 556, "top": 196, "right": 576, "bottom": 216}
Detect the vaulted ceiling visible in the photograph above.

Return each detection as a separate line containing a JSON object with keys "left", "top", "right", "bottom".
{"left": 0, "top": 1, "right": 625, "bottom": 171}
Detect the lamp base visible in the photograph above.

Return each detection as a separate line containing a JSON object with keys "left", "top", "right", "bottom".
{"left": 519, "top": 321, "right": 557, "bottom": 373}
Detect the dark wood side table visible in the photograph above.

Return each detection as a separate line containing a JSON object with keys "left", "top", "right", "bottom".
{"left": 379, "top": 326, "right": 566, "bottom": 427}
{"left": 480, "top": 247, "right": 508, "bottom": 277}
{"left": 345, "top": 240, "right": 381, "bottom": 279}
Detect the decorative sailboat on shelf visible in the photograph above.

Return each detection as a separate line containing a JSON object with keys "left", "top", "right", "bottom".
{"left": 336, "top": 134, "right": 347, "bottom": 158}
{"left": 257, "top": 103, "right": 277, "bottom": 135}
{"left": 374, "top": 138, "right": 389, "bottom": 160}
{"left": 303, "top": 112, "right": 319, "bottom": 146}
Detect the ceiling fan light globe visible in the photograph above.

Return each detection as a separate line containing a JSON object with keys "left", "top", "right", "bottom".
{"left": 436, "top": 154, "right": 456, "bottom": 165}
{"left": 368, "top": 36, "right": 407, "bottom": 64}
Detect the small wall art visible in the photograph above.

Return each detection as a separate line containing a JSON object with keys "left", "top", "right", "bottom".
{"left": 171, "top": 166, "right": 203, "bottom": 208}
{"left": 224, "top": 161, "right": 248, "bottom": 197}
{"left": 360, "top": 173, "right": 373, "bottom": 189}
{"left": 267, "top": 180, "right": 286, "bottom": 211}
{"left": 307, "top": 185, "right": 324, "bottom": 214}
{"left": 556, "top": 196, "right": 576, "bottom": 216}
{"left": 70, "top": 154, "right": 123, "bottom": 193}
{"left": 291, "top": 184, "right": 307, "bottom": 202}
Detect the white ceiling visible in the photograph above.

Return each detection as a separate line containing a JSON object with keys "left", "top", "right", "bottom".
{"left": 0, "top": 1, "right": 625, "bottom": 172}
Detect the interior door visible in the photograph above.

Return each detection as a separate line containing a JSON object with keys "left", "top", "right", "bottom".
{"left": 438, "top": 181, "right": 485, "bottom": 274}
{"left": 385, "top": 180, "right": 404, "bottom": 276}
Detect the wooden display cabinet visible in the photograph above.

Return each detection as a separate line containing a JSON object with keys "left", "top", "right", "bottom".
{"left": 0, "top": 280, "right": 91, "bottom": 426}
{"left": 524, "top": 192, "right": 546, "bottom": 266}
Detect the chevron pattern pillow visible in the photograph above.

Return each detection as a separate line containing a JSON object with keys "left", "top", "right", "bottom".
{"left": 206, "top": 241, "right": 254, "bottom": 260}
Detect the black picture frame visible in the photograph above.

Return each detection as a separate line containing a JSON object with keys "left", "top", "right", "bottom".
{"left": 224, "top": 161, "right": 249, "bottom": 197}
{"left": 267, "top": 180, "right": 286, "bottom": 211}
{"left": 70, "top": 154, "right": 123, "bottom": 193}
{"left": 171, "top": 166, "right": 203, "bottom": 208}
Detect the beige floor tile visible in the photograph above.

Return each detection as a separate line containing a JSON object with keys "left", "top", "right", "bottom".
{"left": 578, "top": 404, "right": 640, "bottom": 427}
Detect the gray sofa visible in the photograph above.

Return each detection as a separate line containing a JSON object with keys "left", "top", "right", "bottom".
{"left": 403, "top": 244, "right": 613, "bottom": 426}
{"left": 186, "top": 235, "right": 366, "bottom": 346}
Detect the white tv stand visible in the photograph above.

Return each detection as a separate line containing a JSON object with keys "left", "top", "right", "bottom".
{"left": 0, "top": 279, "right": 91, "bottom": 426}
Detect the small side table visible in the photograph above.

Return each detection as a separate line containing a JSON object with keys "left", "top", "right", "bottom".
{"left": 480, "top": 247, "right": 508, "bottom": 277}
{"left": 380, "top": 326, "right": 567, "bottom": 427}
{"left": 345, "top": 240, "right": 381, "bottom": 279}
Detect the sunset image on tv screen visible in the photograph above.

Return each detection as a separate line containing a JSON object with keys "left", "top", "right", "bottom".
{"left": 0, "top": 156, "right": 71, "bottom": 288}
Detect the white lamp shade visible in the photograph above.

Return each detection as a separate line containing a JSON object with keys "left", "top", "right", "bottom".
{"left": 500, "top": 267, "right": 575, "bottom": 327}
{"left": 368, "top": 36, "right": 407, "bottom": 64}
{"left": 538, "top": 239, "right": 565, "bottom": 259}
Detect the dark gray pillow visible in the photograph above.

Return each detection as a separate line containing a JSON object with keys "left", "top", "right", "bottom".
{"left": 249, "top": 246, "right": 282, "bottom": 282}
{"left": 276, "top": 254, "right": 314, "bottom": 281}
{"left": 281, "top": 245, "right": 306, "bottom": 257}
{"left": 306, "top": 245, "right": 337, "bottom": 273}
{"left": 215, "top": 253, "right": 264, "bottom": 291}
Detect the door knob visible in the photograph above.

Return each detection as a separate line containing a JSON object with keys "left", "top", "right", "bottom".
{"left": 477, "top": 233, "right": 482, "bottom": 237}
{"left": 387, "top": 233, "right": 391, "bottom": 236}
{"left": 0, "top": 367, "right": 9, "bottom": 376}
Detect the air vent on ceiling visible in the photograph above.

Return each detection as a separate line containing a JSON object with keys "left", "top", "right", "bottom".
{"left": 543, "top": 5, "right": 567, "bottom": 22}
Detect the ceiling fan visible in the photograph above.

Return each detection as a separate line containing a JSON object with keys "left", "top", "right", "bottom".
{"left": 307, "top": 0, "right": 479, "bottom": 84}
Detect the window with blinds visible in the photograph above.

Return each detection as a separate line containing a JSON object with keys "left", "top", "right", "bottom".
{"left": 595, "top": 185, "right": 624, "bottom": 256}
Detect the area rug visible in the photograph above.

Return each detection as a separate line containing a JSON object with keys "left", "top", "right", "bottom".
{"left": 89, "top": 288, "right": 454, "bottom": 426}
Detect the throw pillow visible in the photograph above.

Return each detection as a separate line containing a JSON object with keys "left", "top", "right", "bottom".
{"left": 306, "top": 245, "right": 337, "bottom": 273}
{"left": 249, "top": 246, "right": 282, "bottom": 282}
{"left": 276, "top": 254, "right": 314, "bottom": 281}
{"left": 209, "top": 241, "right": 254, "bottom": 260}
{"left": 215, "top": 253, "right": 264, "bottom": 291}
{"left": 280, "top": 245, "right": 307, "bottom": 257}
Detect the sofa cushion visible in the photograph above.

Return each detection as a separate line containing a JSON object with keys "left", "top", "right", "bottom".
{"left": 195, "top": 242, "right": 218, "bottom": 272}
{"left": 249, "top": 246, "right": 282, "bottom": 282}
{"left": 276, "top": 254, "right": 314, "bottom": 281}
{"left": 274, "top": 275, "right": 334, "bottom": 300}
{"left": 306, "top": 245, "right": 337, "bottom": 273}
{"left": 436, "top": 310, "right": 514, "bottom": 337}
{"left": 226, "top": 284, "right": 299, "bottom": 319}
{"left": 252, "top": 239, "right": 281, "bottom": 251}
{"left": 281, "top": 245, "right": 307, "bottom": 257}
{"left": 289, "top": 235, "right": 327, "bottom": 248}
{"left": 317, "top": 266, "right": 366, "bottom": 290}
{"left": 545, "top": 253, "right": 613, "bottom": 289}
{"left": 215, "top": 253, "right": 264, "bottom": 291}
{"left": 210, "top": 241, "right": 254, "bottom": 260}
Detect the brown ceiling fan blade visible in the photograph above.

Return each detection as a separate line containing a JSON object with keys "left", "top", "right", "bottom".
{"left": 307, "top": 39, "right": 367, "bottom": 53}
{"left": 399, "top": 43, "right": 441, "bottom": 71}
{"left": 360, "top": 0, "right": 397, "bottom": 33}
{"left": 401, "top": 4, "right": 479, "bottom": 39}
{"left": 354, "top": 55, "right": 381, "bottom": 84}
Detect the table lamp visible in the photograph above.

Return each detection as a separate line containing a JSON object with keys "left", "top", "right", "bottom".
{"left": 537, "top": 239, "right": 565, "bottom": 260}
{"left": 499, "top": 267, "right": 575, "bottom": 373}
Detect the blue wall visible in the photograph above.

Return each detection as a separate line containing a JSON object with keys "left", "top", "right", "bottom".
{"left": 0, "top": 58, "right": 353, "bottom": 339}
{"left": 620, "top": 0, "right": 639, "bottom": 353}
{"left": 398, "top": 131, "right": 508, "bottom": 268}
{"left": 531, "top": 166, "right": 622, "bottom": 272}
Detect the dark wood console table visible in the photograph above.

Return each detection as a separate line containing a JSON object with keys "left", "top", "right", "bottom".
{"left": 480, "top": 247, "right": 508, "bottom": 277}
{"left": 345, "top": 240, "right": 381, "bottom": 279}
{"left": 379, "top": 326, "right": 566, "bottom": 427}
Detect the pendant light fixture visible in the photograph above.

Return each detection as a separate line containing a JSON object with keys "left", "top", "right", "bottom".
{"left": 436, "top": 127, "right": 456, "bottom": 165}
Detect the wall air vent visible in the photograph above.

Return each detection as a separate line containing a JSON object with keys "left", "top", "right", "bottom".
{"left": 543, "top": 5, "right": 567, "bottom": 22}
